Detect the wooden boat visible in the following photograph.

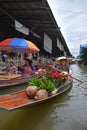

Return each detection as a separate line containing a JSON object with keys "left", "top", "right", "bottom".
{"left": 0, "top": 79, "right": 73, "bottom": 111}
{"left": 0, "top": 73, "right": 36, "bottom": 88}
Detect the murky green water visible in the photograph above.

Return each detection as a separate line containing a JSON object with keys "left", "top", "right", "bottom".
{"left": 0, "top": 64, "right": 87, "bottom": 130}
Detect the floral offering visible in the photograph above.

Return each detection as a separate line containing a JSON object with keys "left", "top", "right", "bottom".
{"left": 28, "top": 67, "right": 70, "bottom": 93}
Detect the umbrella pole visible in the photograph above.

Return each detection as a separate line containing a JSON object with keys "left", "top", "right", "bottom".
{"left": 16, "top": 52, "right": 19, "bottom": 73}
{"left": 16, "top": 48, "right": 20, "bottom": 73}
{"left": 20, "top": 53, "right": 24, "bottom": 66}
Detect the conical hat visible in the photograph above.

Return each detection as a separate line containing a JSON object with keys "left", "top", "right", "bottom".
{"left": 56, "top": 56, "right": 67, "bottom": 61}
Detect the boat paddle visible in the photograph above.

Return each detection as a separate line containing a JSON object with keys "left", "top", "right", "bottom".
{"left": 19, "top": 64, "right": 84, "bottom": 84}
{"left": 48, "top": 65, "right": 84, "bottom": 84}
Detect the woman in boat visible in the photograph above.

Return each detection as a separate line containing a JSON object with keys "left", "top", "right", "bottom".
{"left": 7, "top": 61, "right": 17, "bottom": 74}
{"left": 55, "top": 56, "right": 69, "bottom": 73}
{"left": 21, "top": 58, "right": 36, "bottom": 77}
{"left": 25, "top": 57, "right": 36, "bottom": 73}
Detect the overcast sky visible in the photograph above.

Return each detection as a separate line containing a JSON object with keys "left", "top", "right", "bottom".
{"left": 47, "top": 0, "right": 87, "bottom": 57}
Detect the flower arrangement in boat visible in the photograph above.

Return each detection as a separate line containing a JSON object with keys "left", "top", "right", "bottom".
{"left": 26, "top": 67, "right": 71, "bottom": 100}
{"left": 28, "top": 67, "right": 70, "bottom": 91}
{"left": 28, "top": 77, "right": 55, "bottom": 92}
{"left": 44, "top": 68, "right": 70, "bottom": 87}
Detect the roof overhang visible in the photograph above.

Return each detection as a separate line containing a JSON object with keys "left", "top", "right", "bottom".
{"left": 0, "top": 0, "right": 71, "bottom": 56}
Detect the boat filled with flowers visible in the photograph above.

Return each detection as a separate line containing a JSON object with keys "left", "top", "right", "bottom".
{"left": 0, "top": 67, "right": 73, "bottom": 111}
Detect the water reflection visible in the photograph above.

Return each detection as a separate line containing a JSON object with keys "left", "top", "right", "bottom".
{"left": 79, "top": 65, "right": 87, "bottom": 73}
{"left": 0, "top": 64, "right": 87, "bottom": 130}
{"left": 51, "top": 64, "right": 87, "bottom": 130}
{"left": 0, "top": 104, "right": 52, "bottom": 130}
{"left": 0, "top": 90, "right": 71, "bottom": 130}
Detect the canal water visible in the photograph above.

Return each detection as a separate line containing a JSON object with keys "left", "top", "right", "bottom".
{"left": 0, "top": 64, "right": 87, "bottom": 130}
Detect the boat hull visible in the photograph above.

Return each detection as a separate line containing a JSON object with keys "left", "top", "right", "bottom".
{"left": 0, "top": 79, "right": 73, "bottom": 111}
{"left": 0, "top": 74, "right": 36, "bottom": 88}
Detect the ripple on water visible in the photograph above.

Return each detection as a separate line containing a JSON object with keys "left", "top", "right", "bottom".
{"left": 50, "top": 64, "right": 87, "bottom": 130}
{"left": 0, "top": 64, "right": 87, "bottom": 130}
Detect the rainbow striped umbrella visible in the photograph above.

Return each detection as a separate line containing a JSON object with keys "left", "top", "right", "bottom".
{"left": 0, "top": 38, "right": 39, "bottom": 53}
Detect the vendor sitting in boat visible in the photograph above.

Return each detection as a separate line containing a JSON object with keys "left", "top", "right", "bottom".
{"left": 21, "top": 58, "right": 36, "bottom": 77}
{"left": 7, "top": 61, "right": 17, "bottom": 74}
{"left": 26, "top": 58, "right": 36, "bottom": 73}
{"left": 55, "top": 56, "right": 69, "bottom": 73}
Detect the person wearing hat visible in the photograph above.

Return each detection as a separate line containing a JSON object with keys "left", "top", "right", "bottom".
{"left": 25, "top": 57, "right": 36, "bottom": 73}
{"left": 55, "top": 56, "right": 69, "bottom": 73}
{"left": 20, "top": 58, "right": 33, "bottom": 77}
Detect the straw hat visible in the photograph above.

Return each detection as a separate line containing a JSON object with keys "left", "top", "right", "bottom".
{"left": 24, "top": 57, "right": 32, "bottom": 65}
{"left": 56, "top": 56, "right": 67, "bottom": 62}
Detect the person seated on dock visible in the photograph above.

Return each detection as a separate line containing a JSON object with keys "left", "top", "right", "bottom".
{"left": 7, "top": 61, "right": 17, "bottom": 74}
{"left": 55, "top": 56, "right": 69, "bottom": 73}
